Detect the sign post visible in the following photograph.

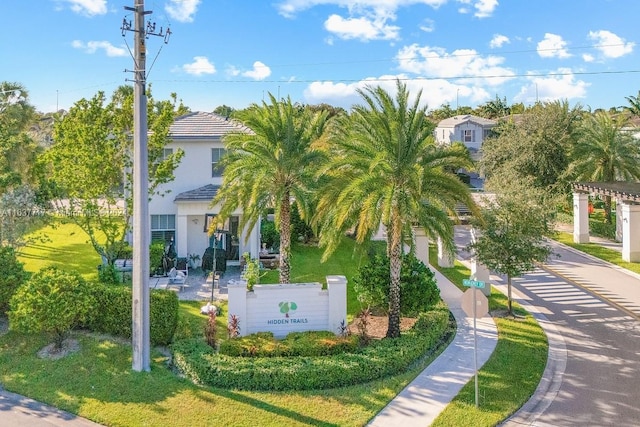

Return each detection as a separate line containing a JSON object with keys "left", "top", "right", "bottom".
{"left": 462, "top": 278, "right": 489, "bottom": 408}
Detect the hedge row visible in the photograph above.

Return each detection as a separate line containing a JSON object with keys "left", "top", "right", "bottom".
{"left": 85, "top": 285, "right": 179, "bottom": 346}
{"left": 171, "top": 302, "right": 451, "bottom": 391}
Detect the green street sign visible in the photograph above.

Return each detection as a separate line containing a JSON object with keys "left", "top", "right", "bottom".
{"left": 463, "top": 278, "right": 486, "bottom": 289}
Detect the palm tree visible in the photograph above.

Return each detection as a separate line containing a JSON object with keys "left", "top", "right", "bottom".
{"left": 213, "top": 94, "right": 328, "bottom": 284}
{"left": 314, "top": 80, "right": 476, "bottom": 338}
{"left": 624, "top": 90, "right": 640, "bottom": 118}
{"left": 568, "top": 111, "right": 640, "bottom": 223}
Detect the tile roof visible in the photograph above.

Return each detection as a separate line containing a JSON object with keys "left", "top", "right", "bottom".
{"left": 169, "top": 111, "right": 252, "bottom": 140}
{"left": 437, "top": 114, "right": 497, "bottom": 128}
{"left": 174, "top": 184, "right": 220, "bottom": 201}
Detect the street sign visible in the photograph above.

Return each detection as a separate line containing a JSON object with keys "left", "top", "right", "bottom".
{"left": 461, "top": 288, "right": 489, "bottom": 318}
{"left": 463, "top": 278, "right": 486, "bottom": 289}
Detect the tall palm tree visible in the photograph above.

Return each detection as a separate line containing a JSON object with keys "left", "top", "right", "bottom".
{"left": 624, "top": 90, "right": 640, "bottom": 118}
{"left": 213, "top": 94, "right": 328, "bottom": 284}
{"left": 315, "top": 80, "right": 476, "bottom": 338}
{"left": 569, "top": 111, "right": 640, "bottom": 223}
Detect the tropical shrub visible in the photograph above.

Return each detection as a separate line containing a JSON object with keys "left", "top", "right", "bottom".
{"left": 353, "top": 253, "right": 440, "bottom": 316}
{"left": 260, "top": 219, "right": 280, "bottom": 251}
{"left": 219, "top": 330, "right": 359, "bottom": 357}
{"left": 171, "top": 303, "right": 451, "bottom": 391}
{"left": 8, "top": 266, "right": 94, "bottom": 349}
{"left": 0, "top": 246, "right": 29, "bottom": 314}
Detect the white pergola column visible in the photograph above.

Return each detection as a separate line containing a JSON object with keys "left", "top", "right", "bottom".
{"left": 413, "top": 227, "right": 429, "bottom": 266}
{"left": 176, "top": 214, "right": 188, "bottom": 257}
{"left": 437, "top": 236, "right": 454, "bottom": 268}
{"left": 621, "top": 203, "right": 640, "bottom": 262}
{"left": 470, "top": 227, "right": 492, "bottom": 296}
{"left": 616, "top": 201, "right": 623, "bottom": 242}
{"left": 573, "top": 192, "right": 590, "bottom": 244}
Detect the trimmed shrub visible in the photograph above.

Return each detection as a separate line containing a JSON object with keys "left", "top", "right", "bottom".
{"left": 589, "top": 219, "right": 616, "bottom": 240}
{"left": 260, "top": 219, "right": 280, "bottom": 251}
{"left": 8, "top": 266, "right": 94, "bottom": 349}
{"left": 86, "top": 284, "right": 179, "bottom": 346}
{"left": 171, "top": 303, "right": 451, "bottom": 391}
{"left": 0, "top": 246, "right": 29, "bottom": 314}
{"left": 353, "top": 253, "right": 440, "bottom": 316}
{"left": 219, "top": 330, "right": 359, "bottom": 357}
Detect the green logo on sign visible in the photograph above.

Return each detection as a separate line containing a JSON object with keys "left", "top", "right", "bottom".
{"left": 279, "top": 301, "right": 298, "bottom": 318}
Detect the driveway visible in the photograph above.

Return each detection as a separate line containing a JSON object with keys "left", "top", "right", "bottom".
{"left": 455, "top": 226, "right": 640, "bottom": 426}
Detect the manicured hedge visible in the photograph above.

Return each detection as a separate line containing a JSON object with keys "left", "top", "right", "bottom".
{"left": 171, "top": 302, "right": 451, "bottom": 390}
{"left": 86, "top": 284, "right": 179, "bottom": 346}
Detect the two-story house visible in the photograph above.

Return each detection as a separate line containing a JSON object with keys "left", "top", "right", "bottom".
{"left": 434, "top": 114, "right": 497, "bottom": 155}
{"left": 148, "top": 112, "right": 261, "bottom": 266}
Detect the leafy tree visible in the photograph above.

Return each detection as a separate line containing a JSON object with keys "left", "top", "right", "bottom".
{"left": 0, "top": 246, "right": 29, "bottom": 314}
{"left": 353, "top": 252, "right": 440, "bottom": 317}
{"left": 566, "top": 111, "right": 640, "bottom": 223}
{"left": 467, "top": 176, "right": 555, "bottom": 315}
{"left": 213, "top": 94, "right": 328, "bottom": 283}
{"left": 476, "top": 95, "right": 510, "bottom": 119}
{"left": 44, "top": 88, "right": 184, "bottom": 265}
{"left": 213, "top": 104, "right": 236, "bottom": 118}
{"left": 8, "top": 266, "right": 94, "bottom": 349}
{"left": 0, "top": 185, "right": 45, "bottom": 250}
{"left": 315, "top": 80, "right": 476, "bottom": 338}
{"left": 429, "top": 102, "right": 456, "bottom": 121}
{"left": 481, "top": 100, "right": 583, "bottom": 198}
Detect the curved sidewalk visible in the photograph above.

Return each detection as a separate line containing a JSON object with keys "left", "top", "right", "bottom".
{"left": 368, "top": 268, "right": 498, "bottom": 426}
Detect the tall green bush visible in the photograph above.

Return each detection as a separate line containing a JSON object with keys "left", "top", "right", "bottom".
{"left": 85, "top": 284, "right": 179, "bottom": 346}
{"left": 0, "top": 246, "right": 29, "bottom": 314}
{"left": 8, "top": 266, "right": 94, "bottom": 349}
{"left": 353, "top": 253, "right": 440, "bottom": 316}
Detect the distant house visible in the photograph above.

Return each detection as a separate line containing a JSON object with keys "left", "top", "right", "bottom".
{"left": 148, "top": 112, "right": 260, "bottom": 265}
{"left": 434, "top": 114, "right": 497, "bottom": 154}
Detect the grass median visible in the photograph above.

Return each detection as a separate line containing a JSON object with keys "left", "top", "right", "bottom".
{"left": 428, "top": 246, "right": 548, "bottom": 426}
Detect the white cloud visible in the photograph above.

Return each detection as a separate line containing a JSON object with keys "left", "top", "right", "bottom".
{"left": 582, "top": 53, "right": 595, "bottom": 63}
{"left": 62, "top": 0, "right": 107, "bottom": 16}
{"left": 489, "top": 34, "right": 509, "bottom": 48}
{"left": 396, "top": 44, "right": 515, "bottom": 86}
{"left": 71, "top": 40, "right": 127, "bottom": 57}
{"left": 165, "top": 0, "right": 201, "bottom": 23}
{"left": 420, "top": 18, "right": 435, "bottom": 33}
{"left": 324, "top": 14, "right": 400, "bottom": 41}
{"left": 183, "top": 56, "right": 216, "bottom": 76}
{"left": 303, "top": 76, "right": 490, "bottom": 110}
{"left": 473, "top": 0, "right": 498, "bottom": 18}
{"left": 588, "top": 30, "right": 634, "bottom": 58}
{"left": 513, "top": 68, "right": 589, "bottom": 104}
{"left": 537, "top": 33, "right": 571, "bottom": 59}
{"left": 242, "top": 61, "right": 272, "bottom": 80}
{"left": 276, "top": 1, "right": 449, "bottom": 19}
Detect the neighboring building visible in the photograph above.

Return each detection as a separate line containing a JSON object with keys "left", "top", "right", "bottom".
{"left": 148, "top": 112, "right": 261, "bottom": 266}
{"left": 434, "top": 114, "right": 497, "bottom": 154}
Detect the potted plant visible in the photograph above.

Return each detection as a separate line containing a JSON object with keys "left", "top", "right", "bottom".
{"left": 188, "top": 253, "right": 201, "bottom": 269}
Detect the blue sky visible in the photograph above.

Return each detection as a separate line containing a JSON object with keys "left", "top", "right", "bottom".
{"left": 2, "top": 0, "right": 639, "bottom": 113}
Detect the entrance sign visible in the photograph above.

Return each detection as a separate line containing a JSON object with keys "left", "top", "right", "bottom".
{"left": 227, "top": 275, "right": 347, "bottom": 338}
{"left": 463, "top": 278, "right": 486, "bottom": 289}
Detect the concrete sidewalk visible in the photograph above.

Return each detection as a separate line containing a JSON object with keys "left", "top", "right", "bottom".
{"left": 368, "top": 269, "right": 498, "bottom": 426}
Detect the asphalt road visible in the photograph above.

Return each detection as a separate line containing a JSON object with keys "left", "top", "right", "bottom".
{"left": 455, "top": 226, "right": 640, "bottom": 426}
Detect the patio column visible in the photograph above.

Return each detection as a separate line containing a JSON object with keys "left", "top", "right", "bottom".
{"left": 413, "top": 227, "right": 429, "bottom": 266}
{"left": 573, "top": 192, "right": 590, "bottom": 244}
{"left": 176, "top": 214, "right": 188, "bottom": 257}
{"left": 616, "top": 201, "right": 623, "bottom": 242}
{"left": 437, "top": 236, "right": 454, "bottom": 268}
{"left": 621, "top": 203, "right": 640, "bottom": 262}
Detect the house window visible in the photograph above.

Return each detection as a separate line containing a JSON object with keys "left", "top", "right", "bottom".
{"left": 211, "top": 148, "right": 226, "bottom": 177}
{"left": 161, "top": 148, "right": 173, "bottom": 160}
{"left": 151, "top": 214, "right": 175, "bottom": 244}
{"left": 463, "top": 130, "right": 475, "bottom": 142}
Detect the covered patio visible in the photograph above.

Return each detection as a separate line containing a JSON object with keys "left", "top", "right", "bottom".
{"left": 572, "top": 182, "right": 640, "bottom": 262}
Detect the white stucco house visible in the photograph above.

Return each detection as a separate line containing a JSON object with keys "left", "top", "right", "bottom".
{"left": 434, "top": 114, "right": 497, "bottom": 153}
{"left": 148, "top": 111, "right": 261, "bottom": 266}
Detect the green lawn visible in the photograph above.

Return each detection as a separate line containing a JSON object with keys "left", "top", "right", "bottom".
{"left": 428, "top": 246, "right": 548, "bottom": 426}
{"left": 17, "top": 220, "right": 102, "bottom": 280}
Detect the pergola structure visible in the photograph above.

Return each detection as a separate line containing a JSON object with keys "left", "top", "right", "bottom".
{"left": 572, "top": 182, "right": 640, "bottom": 262}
